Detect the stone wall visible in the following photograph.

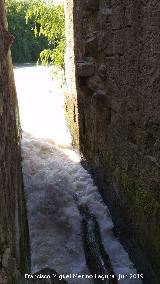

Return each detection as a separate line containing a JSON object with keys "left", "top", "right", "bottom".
{"left": 64, "top": 0, "right": 160, "bottom": 282}
{"left": 0, "top": 1, "right": 29, "bottom": 282}
{"left": 64, "top": 0, "right": 80, "bottom": 147}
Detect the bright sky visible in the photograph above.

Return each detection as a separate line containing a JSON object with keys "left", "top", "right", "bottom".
{"left": 46, "top": 0, "right": 64, "bottom": 4}
{"left": 56, "top": 0, "right": 64, "bottom": 3}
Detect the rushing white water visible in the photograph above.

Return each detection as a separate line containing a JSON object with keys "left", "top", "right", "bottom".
{"left": 14, "top": 64, "right": 142, "bottom": 283}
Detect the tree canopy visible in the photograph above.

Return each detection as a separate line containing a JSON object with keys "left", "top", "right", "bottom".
{"left": 5, "top": 0, "right": 48, "bottom": 63}
{"left": 26, "top": 0, "right": 65, "bottom": 68}
{"left": 5, "top": 0, "right": 65, "bottom": 68}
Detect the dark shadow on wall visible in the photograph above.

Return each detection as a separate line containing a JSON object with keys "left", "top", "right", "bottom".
{"left": 0, "top": 0, "right": 29, "bottom": 282}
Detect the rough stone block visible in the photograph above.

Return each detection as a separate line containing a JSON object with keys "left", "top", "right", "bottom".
{"left": 92, "top": 90, "right": 111, "bottom": 106}
{"left": 86, "top": 74, "right": 106, "bottom": 92}
{"left": 2, "top": 28, "right": 14, "bottom": 55}
{"left": 82, "top": 0, "right": 99, "bottom": 11}
{"left": 98, "top": 32, "right": 107, "bottom": 51}
{"left": 85, "top": 33, "right": 98, "bottom": 56}
{"left": 112, "top": 5, "right": 123, "bottom": 30}
{"left": 125, "top": 4, "right": 134, "bottom": 27}
{"left": 77, "top": 62, "right": 95, "bottom": 77}
{"left": 2, "top": 248, "right": 11, "bottom": 268}
{"left": 98, "top": 64, "right": 107, "bottom": 80}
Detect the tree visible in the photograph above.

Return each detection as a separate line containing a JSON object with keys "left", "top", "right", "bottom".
{"left": 26, "top": 0, "right": 65, "bottom": 68}
{"left": 5, "top": 0, "right": 48, "bottom": 63}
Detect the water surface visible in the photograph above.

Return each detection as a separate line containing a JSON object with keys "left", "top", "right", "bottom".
{"left": 14, "top": 64, "right": 142, "bottom": 284}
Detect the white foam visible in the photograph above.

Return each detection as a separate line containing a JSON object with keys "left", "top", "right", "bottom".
{"left": 14, "top": 65, "right": 142, "bottom": 283}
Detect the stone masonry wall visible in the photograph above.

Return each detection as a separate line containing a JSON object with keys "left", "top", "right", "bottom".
{"left": 0, "top": 1, "right": 29, "bottom": 282}
{"left": 64, "top": 0, "right": 160, "bottom": 283}
{"left": 64, "top": 0, "right": 79, "bottom": 147}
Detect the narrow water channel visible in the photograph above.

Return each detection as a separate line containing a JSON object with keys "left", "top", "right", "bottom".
{"left": 14, "top": 64, "right": 142, "bottom": 284}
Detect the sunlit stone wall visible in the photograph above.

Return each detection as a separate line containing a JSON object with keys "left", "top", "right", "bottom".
{"left": 64, "top": 0, "right": 160, "bottom": 282}
{"left": 0, "top": 1, "right": 28, "bottom": 282}
{"left": 64, "top": 0, "right": 80, "bottom": 147}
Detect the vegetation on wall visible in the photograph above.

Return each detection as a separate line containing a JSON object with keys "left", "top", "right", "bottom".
{"left": 5, "top": 0, "right": 65, "bottom": 68}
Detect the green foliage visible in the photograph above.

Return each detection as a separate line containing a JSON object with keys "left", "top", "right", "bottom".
{"left": 26, "top": 0, "right": 65, "bottom": 68}
{"left": 39, "top": 40, "right": 64, "bottom": 68}
{"left": 5, "top": 0, "right": 48, "bottom": 63}
{"left": 5, "top": 0, "right": 65, "bottom": 68}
